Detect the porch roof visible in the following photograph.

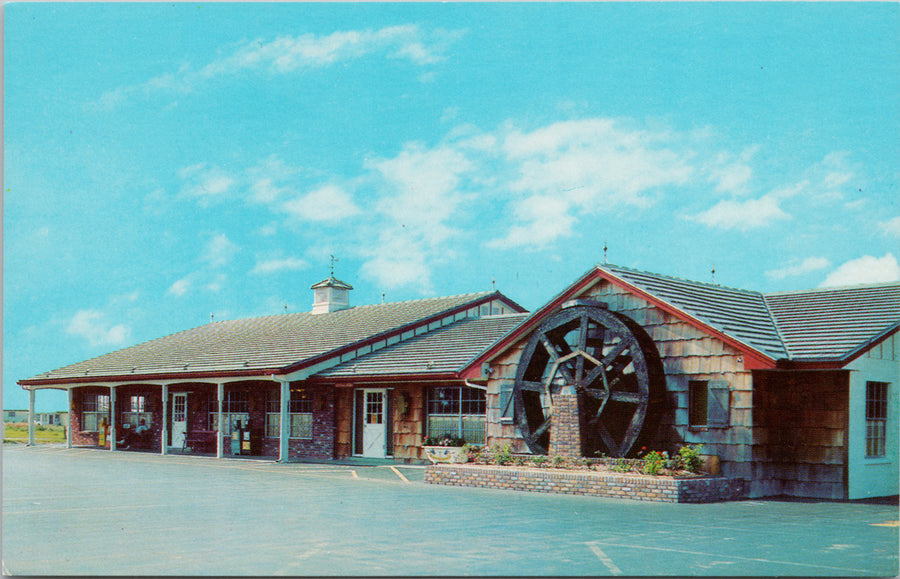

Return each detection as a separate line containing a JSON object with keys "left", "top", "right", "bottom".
{"left": 312, "top": 313, "right": 529, "bottom": 379}
{"left": 20, "top": 292, "right": 524, "bottom": 386}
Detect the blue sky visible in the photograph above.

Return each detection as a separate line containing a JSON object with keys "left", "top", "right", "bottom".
{"left": 5, "top": 2, "right": 899, "bottom": 412}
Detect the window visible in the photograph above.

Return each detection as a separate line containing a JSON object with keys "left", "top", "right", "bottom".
{"left": 427, "top": 386, "right": 486, "bottom": 444}
{"left": 122, "top": 395, "right": 152, "bottom": 428}
{"left": 265, "top": 390, "right": 280, "bottom": 438}
{"left": 264, "top": 388, "right": 313, "bottom": 439}
{"left": 498, "top": 383, "right": 515, "bottom": 422}
{"left": 208, "top": 391, "right": 249, "bottom": 435}
{"left": 866, "top": 381, "right": 889, "bottom": 458}
{"left": 82, "top": 393, "right": 110, "bottom": 431}
{"left": 688, "top": 380, "right": 730, "bottom": 429}
{"left": 290, "top": 389, "right": 313, "bottom": 439}
{"left": 689, "top": 381, "right": 708, "bottom": 427}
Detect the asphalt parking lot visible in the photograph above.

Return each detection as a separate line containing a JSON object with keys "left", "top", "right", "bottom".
{"left": 2, "top": 443, "right": 898, "bottom": 576}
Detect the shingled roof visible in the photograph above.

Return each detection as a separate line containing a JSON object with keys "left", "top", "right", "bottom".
{"left": 599, "top": 265, "right": 789, "bottom": 360}
{"left": 314, "top": 313, "right": 529, "bottom": 379}
{"left": 601, "top": 265, "right": 899, "bottom": 365}
{"left": 764, "top": 283, "right": 900, "bottom": 362}
{"left": 21, "top": 292, "right": 522, "bottom": 385}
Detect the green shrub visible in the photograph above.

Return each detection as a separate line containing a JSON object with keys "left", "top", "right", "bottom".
{"left": 532, "top": 455, "right": 549, "bottom": 468}
{"left": 642, "top": 450, "right": 666, "bottom": 475}
{"left": 678, "top": 444, "right": 703, "bottom": 473}
{"left": 492, "top": 443, "right": 512, "bottom": 466}
{"left": 550, "top": 455, "right": 567, "bottom": 468}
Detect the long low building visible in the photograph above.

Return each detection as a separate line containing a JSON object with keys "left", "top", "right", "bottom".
{"left": 19, "top": 264, "right": 899, "bottom": 500}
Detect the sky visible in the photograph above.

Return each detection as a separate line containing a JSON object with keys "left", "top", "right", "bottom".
{"left": 4, "top": 2, "right": 899, "bottom": 412}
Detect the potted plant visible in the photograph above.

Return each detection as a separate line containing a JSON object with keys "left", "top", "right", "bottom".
{"left": 422, "top": 434, "right": 468, "bottom": 464}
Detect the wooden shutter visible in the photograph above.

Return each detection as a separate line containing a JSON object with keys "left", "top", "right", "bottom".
{"left": 707, "top": 380, "right": 730, "bottom": 428}
{"left": 499, "top": 383, "right": 514, "bottom": 421}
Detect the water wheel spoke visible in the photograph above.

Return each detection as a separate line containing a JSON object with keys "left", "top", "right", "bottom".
{"left": 583, "top": 387, "right": 608, "bottom": 401}
{"left": 532, "top": 416, "right": 553, "bottom": 439}
{"left": 610, "top": 391, "right": 642, "bottom": 404}
{"left": 598, "top": 423, "right": 623, "bottom": 457}
{"left": 601, "top": 339, "right": 630, "bottom": 366}
{"left": 518, "top": 380, "right": 546, "bottom": 393}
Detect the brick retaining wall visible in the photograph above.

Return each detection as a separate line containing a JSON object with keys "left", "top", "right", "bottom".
{"left": 425, "top": 464, "right": 746, "bottom": 503}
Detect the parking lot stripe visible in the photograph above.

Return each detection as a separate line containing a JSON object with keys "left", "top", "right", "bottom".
{"left": 587, "top": 540, "right": 873, "bottom": 574}
{"left": 389, "top": 466, "right": 410, "bottom": 483}
{"left": 351, "top": 470, "right": 359, "bottom": 479}
{"left": 586, "top": 543, "right": 623, "bottom": 575}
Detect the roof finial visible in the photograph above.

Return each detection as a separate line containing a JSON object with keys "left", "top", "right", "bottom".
{"left": 210, "top": 313, "right": 215, "bottom": 323}
{"left": 330, "top": 254, "right": 338, "bottom": 278}
{"left": 603, "top": 241, "right": 608, "bottom": 264}
{"left": 492, "top": 277, "right": 496, "bottom": 291}
{"left": 284, "top": 304, "right": 288, "bottom": 315}
{"left": 711, "top": 263, "right": 716, "bottom": 285}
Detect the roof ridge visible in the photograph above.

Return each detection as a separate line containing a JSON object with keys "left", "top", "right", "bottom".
{"left": 598, "top": 263, "right": 764, "bottom": 297}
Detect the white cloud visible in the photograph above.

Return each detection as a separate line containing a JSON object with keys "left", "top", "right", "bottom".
{"left": 251, "top": 257, "right": 309, "bottom": 275}
{"left": 66, "top": 310, "right": 131, "bottom": 347}
{"left": 178, "top": 163, "right": 235, "bottom": 205}
{"left": 281, "top": 184, "right": 361, "bottom": 222}
{"left": 360, "top": 228, "right": 434, "bottom": 291}
{"left": 691, "top": 195, "right": 789, "bottom": 231}
{"left": 487, "top": 195, "right": 575, "bottom": 249}
{"left": 878, "top": 216, "right": 900, "bottom": 238}
{"left": 488, "top": 119, "right": 694, "bottom": 248}
{"left": 766, "top": 257, "right": 831, "bottom": 280}
{"left": 93, "top": 25, "right": 463, "bottom": 108}
{"left": 167, "top": 278, "right": 191, "bottom": 297}
{"left": 202, "top": 233, "right": 238, "bottom": 267}
{"left": 707, "top": 148, "right": 757, "bottom": 195}
{"left": 820, "top": 253, "right": 900, "bottom": 287}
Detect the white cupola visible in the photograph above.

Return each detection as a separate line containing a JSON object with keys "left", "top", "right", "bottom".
{"left": 311, "top": 276, "right": 353, "bottom": 314}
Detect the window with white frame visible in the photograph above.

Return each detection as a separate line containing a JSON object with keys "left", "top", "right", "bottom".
{"left": 121, "top": 395, "right": 152, "bottom": 428}
{"left": 866, "top": 381, "right": 889, "bottom": 458}
{"left": 82, "top": 393, "right": 110, "bottom": 431}
{"left": 264, "top": 388, "right": 313, "bottom": 439}
{"left": 208, "top": 391, "right": 250, "bottom": 435}
{"left": 427, "top": 386, "right": 486, "bottom": 444}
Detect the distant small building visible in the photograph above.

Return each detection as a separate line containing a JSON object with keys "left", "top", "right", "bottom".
{"left": 4, "top": 409, "right": 68, "bottom": 426}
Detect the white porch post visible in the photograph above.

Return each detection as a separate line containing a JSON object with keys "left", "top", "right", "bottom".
{"left": 278, "top": 379, "right": 290, "bottom": 462}
{"left": 66, "top": 388, "right": 73, "bottom": 449}
{"left": 161, "top": 385, "right": 169, "bottom": 455}
{"left": 216, "top": 383, "right": 224, "bottom": 458}
{"left": 27, "top": 388, "right": 35, "bottom": 446}
{"left": 109, "top": 386, "right": 117, "bottom": 451}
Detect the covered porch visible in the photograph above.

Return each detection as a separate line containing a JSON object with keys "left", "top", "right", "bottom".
{"left": 23, "top": 378, "right": 336, "bottom": 461}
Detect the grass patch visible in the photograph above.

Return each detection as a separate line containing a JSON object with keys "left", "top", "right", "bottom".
{"left": 3, "top": 423, "right": 66, "bottom": 444}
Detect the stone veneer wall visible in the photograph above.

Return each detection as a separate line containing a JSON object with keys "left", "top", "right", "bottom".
{"left": 484, "top": 278, "right": 757, "bottom": 489}
{"left": 425, "top": 464, "right": 747, "bottom": 503}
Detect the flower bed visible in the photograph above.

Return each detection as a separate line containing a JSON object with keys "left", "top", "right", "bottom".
{"left": 423, "top": 444, "right": 746, "bottom": 503}
{"left": 424, "top": 464, "right": 746, "bottom": 503}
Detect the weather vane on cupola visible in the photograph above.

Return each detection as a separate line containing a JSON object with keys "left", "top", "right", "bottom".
{"left": 330, "top": 254, "right": 338, "bottom": 278}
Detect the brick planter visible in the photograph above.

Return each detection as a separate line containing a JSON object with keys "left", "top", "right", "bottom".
{"left": 425, "top": 464, "right": 746, "bottom": 503}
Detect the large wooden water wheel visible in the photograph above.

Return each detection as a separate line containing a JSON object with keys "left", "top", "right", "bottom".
{"left": 513, "top": 299, "right": 664, "bottom": 457}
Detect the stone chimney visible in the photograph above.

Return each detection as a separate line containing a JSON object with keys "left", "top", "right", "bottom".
{"left": 311, "top": 276, "right": 353, "bottom": 314}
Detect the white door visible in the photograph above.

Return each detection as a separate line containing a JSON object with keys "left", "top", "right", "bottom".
{"left": 171, "top": 393, "right": 187, "bottom": 448}
{"left": 362, "top": 389, "right": 386, "bottom": 458}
